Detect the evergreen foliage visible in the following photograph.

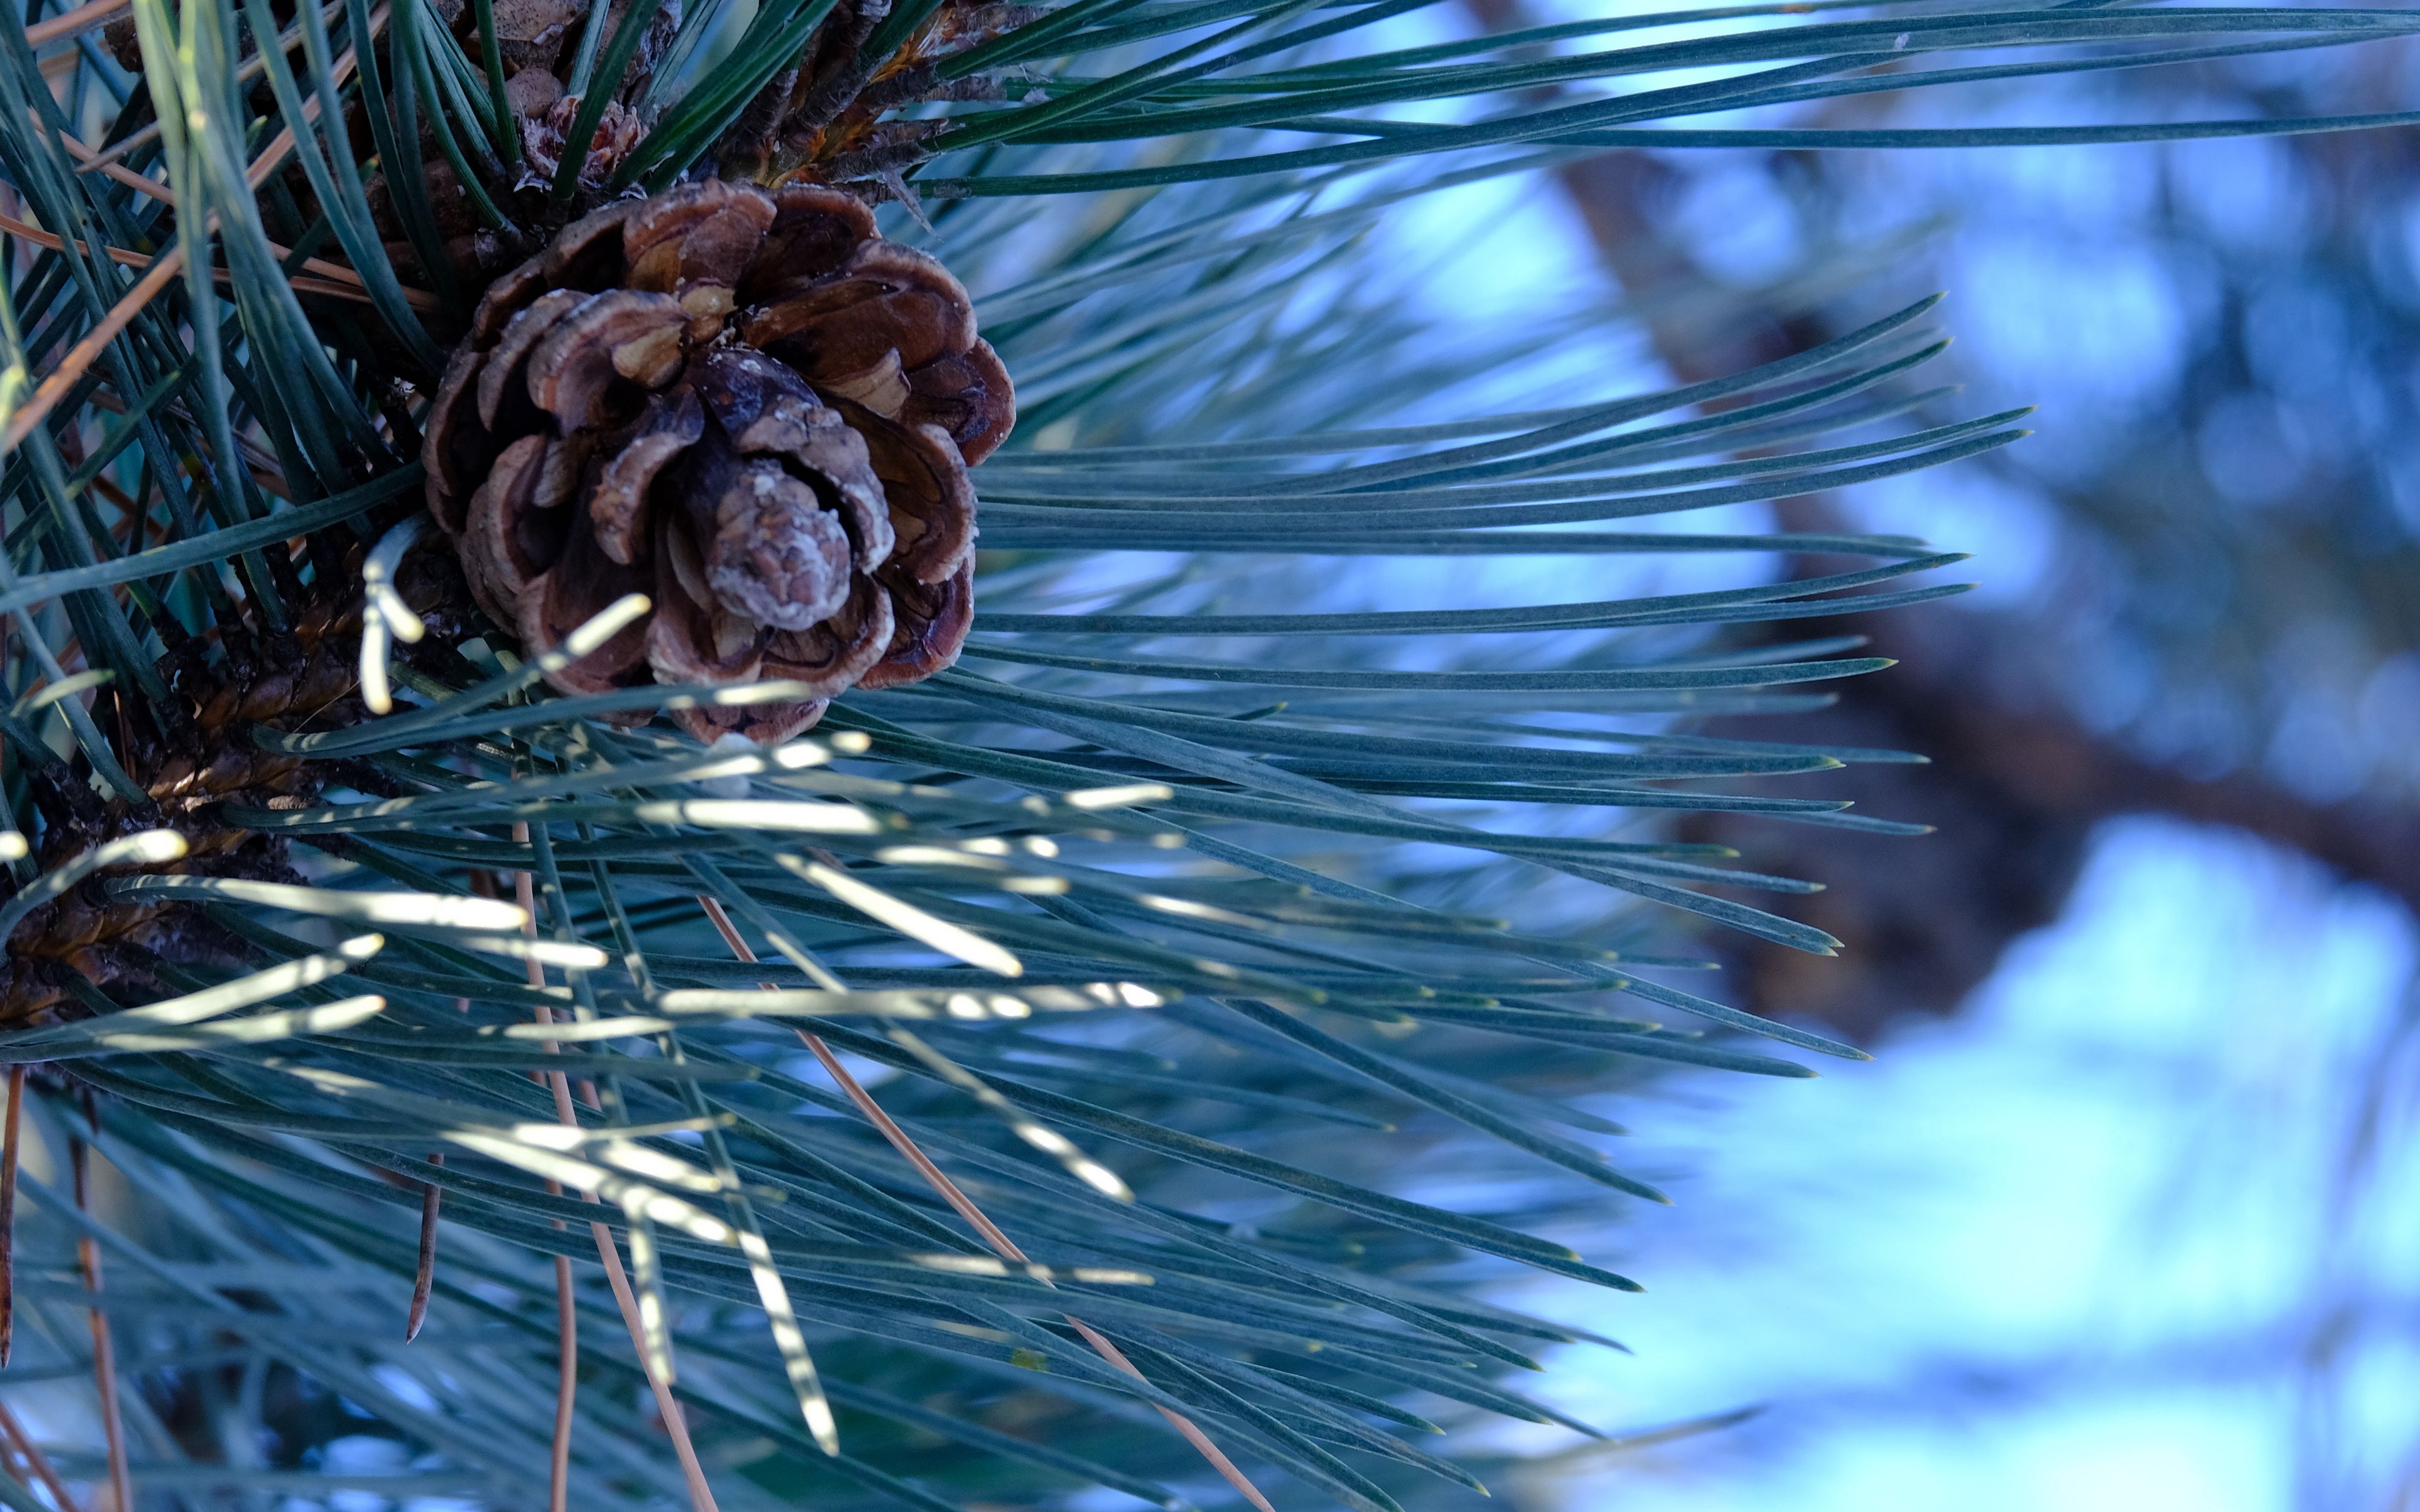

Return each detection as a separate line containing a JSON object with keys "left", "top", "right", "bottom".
{"left": 0, "top": 1, "right": 2395, "bottom": 1506}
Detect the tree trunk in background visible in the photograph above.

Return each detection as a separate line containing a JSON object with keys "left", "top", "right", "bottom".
{"left": 1460, "top": 0, "right": 2420, "bottom": 1036}
{"left": 1683, "top": 598, "right": 2420, "bottom": 1040}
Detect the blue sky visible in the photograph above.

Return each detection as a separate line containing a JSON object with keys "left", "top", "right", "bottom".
{"left": 1360, "top": 80, "right": 2420, "bottom": 1501}
{"left": 1483, "top": 816, "right": 2420, "bottom": 1511}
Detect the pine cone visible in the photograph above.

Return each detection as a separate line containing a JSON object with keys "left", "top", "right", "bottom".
{"left": 423, "top": 180, "right": 1011, "bottom": 743}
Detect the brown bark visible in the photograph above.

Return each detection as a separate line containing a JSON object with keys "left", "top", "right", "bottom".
{"left": 1577, "top": 164, "right": 2420, "bottom": 1035}
{"left": 1683, "top": 598, "right": 2420, "bottom": 1040}
{"left": 1457, "top": 0, "right": 2420, "bottom": 1038}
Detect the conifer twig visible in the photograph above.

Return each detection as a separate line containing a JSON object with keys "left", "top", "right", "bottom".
{"left": 512, "top": 859, "right": 579, "bottom": 1512}
{"left": 23, "top": 0, "right": 127, "bottom": 47}
{"left": 69, "top": 1102, "right": 129, "bottom": 1512}
{"left": 696, "top": 895, "right": 1277, "bottom": 1512}
{"left": 0, "top": 9, "right": 377, "bottom": 459}
{"left": 410, "top": 971, "right": 477, "bottom": 1343}
{"left": 0, "top": 1397, "right": 76, "bottom": 1512}
{"left": 18, "top": 125, "right": 437, "bottom": 308}
{"left": 518, "top": 839, "right": 720, "bottom": 1512}
{"left": 546, "top": 1242, "right": 576, "bottom": 1512}
{"left": 0, "top": 251, "right": 182, "bottom": 461}
{"left": 0, "top": 1066, "right": 20, "bottom": 1369}
{"left": 577, "top": 1186, "right": 720, "bottom": 1512}
{"left": 0, "top": 209, "right": 386, "bottom": 306}
{"left": 405, "top": 1154, "right": 441, "bottom": 1343}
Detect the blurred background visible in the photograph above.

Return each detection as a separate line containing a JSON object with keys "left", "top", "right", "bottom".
{"left": 1389, "top": 8, "right": 2420, "bottom": 1509}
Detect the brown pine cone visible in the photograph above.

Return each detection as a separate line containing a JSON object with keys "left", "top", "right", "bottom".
{"left": 422, "top": 180, "right": 1011, "bottom": 743}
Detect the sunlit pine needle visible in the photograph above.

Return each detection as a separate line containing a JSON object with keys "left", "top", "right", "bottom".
{"left": 516, "top": 834, "right": 721, "bottom": 1512}
{"left": 694, "top": 895, "right": 1278, "bottom": 1512}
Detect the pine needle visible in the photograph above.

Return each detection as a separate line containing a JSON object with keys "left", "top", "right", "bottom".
{"left": 69, "top": 1110, "right": 128, "bottom": 1512}
{"left": 0, "top": 1398, "right": 75, "bottom": 1512}
{"left": 699, "top": 896, "right": 1278, "bottom": 1512}
{"left": 405, "top": 1154, "right": 441, "bottom": 1343}
{"left": 0, "top": 1067, "right": 18, "bottom": 1370}
{"left": 520, "top": 832, "right": 719, "bottom": 1512}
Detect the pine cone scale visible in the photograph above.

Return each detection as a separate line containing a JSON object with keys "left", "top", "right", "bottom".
{"left": 744, "top": 193, "right": 879, "bottom": 302}
{"left": 424, "top": 343, "right": 492, "bottom": 529}
{"left": 650, "top": 507, "right": 771, "bottom": 686}
{"left": 833, "top": 399, "right": 975, "bottom": 581}
{"left": 461, "top": 434, "right": 554, "bottom": 627}
{"left": 715, "top": 464, "right": 856, "bottom": 629}
{"left": 858, "top": 559, "right": 975, "bottom": 691}
{"left": 691, "top": 345, "right": 897, "bottom": 563}
{"left": 476, "top": 289, "right": 585, "bottom": 427}
{"left": 625, "top": 182, "right": 778, "bottom": 320}
{"left": 530, "top": 290, "right": 691, "bottom": 424}
{"left": 592, "top": 386, "right": 705, "bottom": 563}
{"left": 521, "top": 510, "right": 655, "bottom": 694}
{"left": 766, "top": 575, "right": 896, "bottom": 694}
